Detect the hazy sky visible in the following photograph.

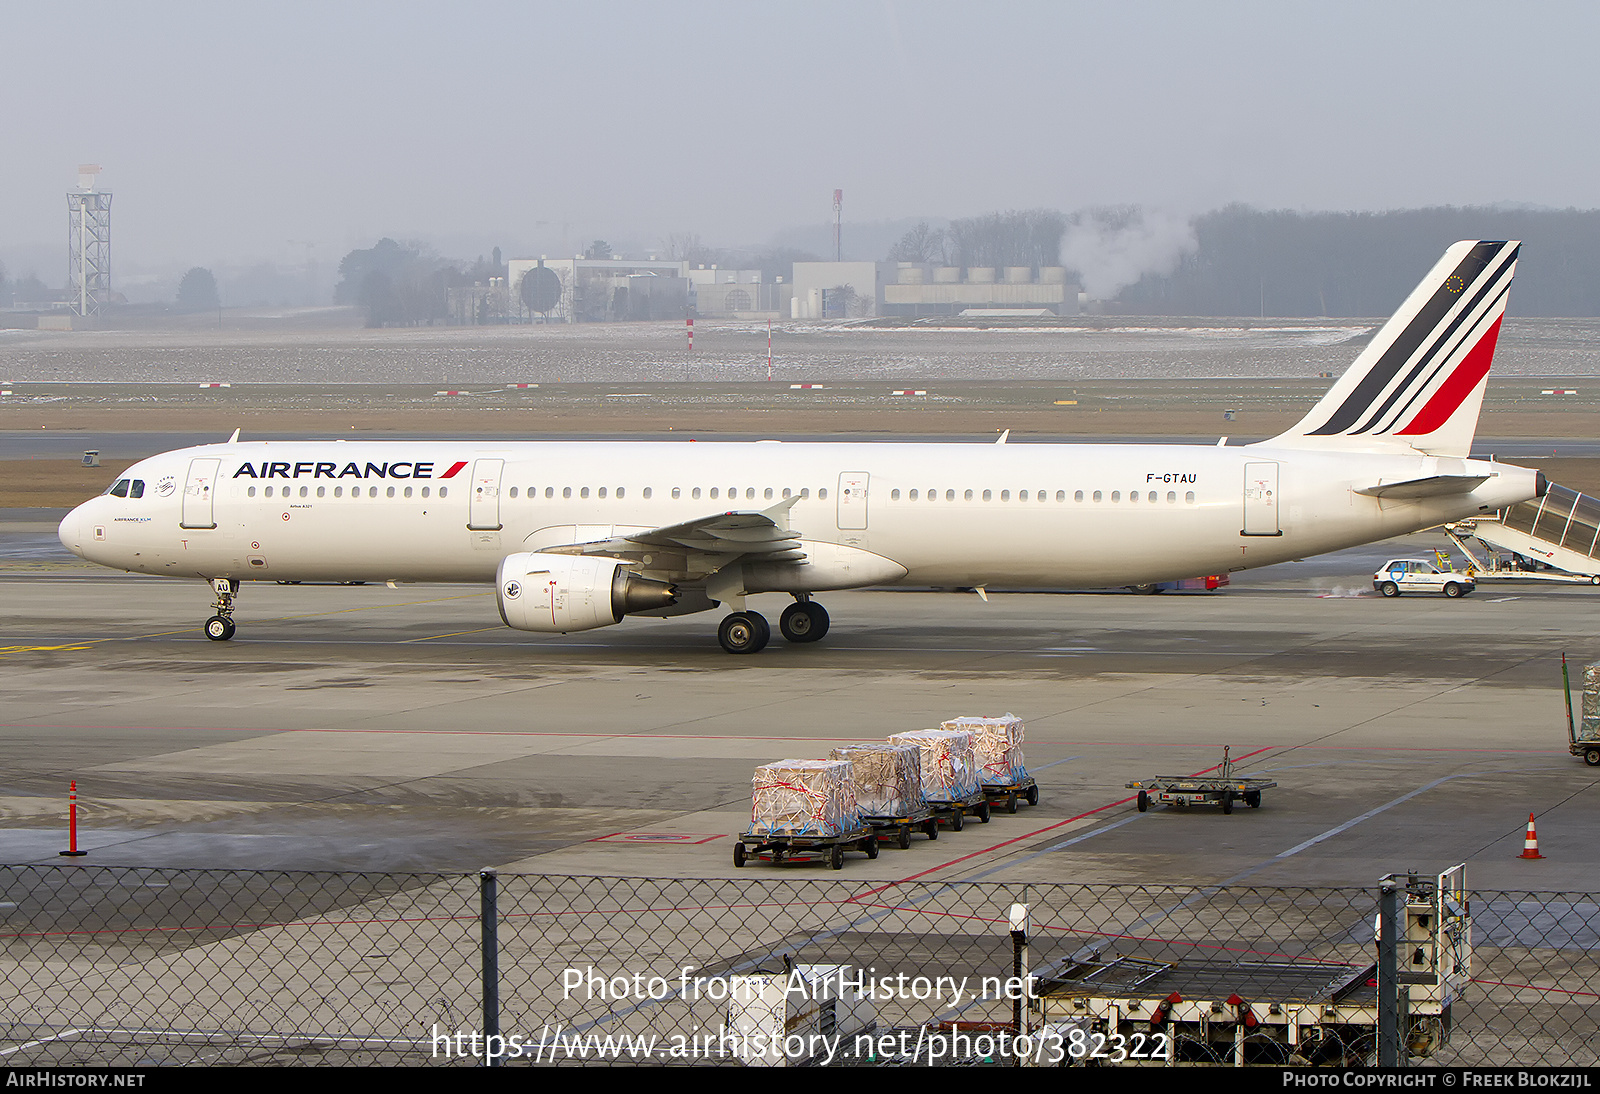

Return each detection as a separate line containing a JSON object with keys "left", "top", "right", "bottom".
{"left": 4, "top": 0, "right": 1597, "bottom": 281}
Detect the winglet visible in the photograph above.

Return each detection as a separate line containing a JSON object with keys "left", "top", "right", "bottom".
{"left": 227, "top": 428, "right": 241, "bottom": 444}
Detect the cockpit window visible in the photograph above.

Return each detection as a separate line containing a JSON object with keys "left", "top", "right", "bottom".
{"left": 107, "top": 479, "right": 130, "bottom": 498}
{"left": 129, "top": 480, "right": 145, "bottom": 499}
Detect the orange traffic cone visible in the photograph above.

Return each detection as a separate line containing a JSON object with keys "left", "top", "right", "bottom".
{"left": 1519, "top": 813, "right": 1544, "bottom": 860}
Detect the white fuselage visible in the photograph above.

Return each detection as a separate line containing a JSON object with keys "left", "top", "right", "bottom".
{"left": 59, "top": 439, "right": 1540, "bottom": 595}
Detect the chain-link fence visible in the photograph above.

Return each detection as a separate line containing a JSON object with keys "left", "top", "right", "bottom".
{"left": 0, "top": 865, "right": 1594, "bottom": 1066}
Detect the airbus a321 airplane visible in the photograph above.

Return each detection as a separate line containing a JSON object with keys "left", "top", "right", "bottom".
{"left": 60, "top": 240, "right": 1543, "bottom": 653}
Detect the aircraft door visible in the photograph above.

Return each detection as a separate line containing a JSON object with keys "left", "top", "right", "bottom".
{"left": 179, "top": 457, "right": 221, "bottom": 529}
{"left": 468, "top": 458, "right": 505, "bottom": 531}
{"left": 837, "top": 472, "right": 869, "bottom": 530}
{"left": 1242, "top": 461, "right": 1282, "bottom": 536}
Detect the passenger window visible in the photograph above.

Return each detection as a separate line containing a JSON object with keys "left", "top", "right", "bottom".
{"left": 692, "top": 488, "right": 701, "bottom": 499}
{"left": 1112, "top": 491, "right": 1121, "bottom": 502}
{"left": 945, "top": 490, "right": 954, "bottom": 501}
{"left": 404, "top": 487, "right": 413, "bottom": 498}
{"left": 248, "top": 486, "right": 257, "bottom": 497}
{"left": 265, "top": 486, "right": 274, "bottom": 498}
{"left": 1130, "top": 491, "right": 1139, "bottom": 503}
{"left": 964, "top": 490, "right": 974, "bottom": 501}
{"left": 1071, "top": 491, "right": 1080, "bottom": 502}
{"left": 385, "top": 486, "right": 395, "bottom": 498}
{"left": 982, "top": 490, "right": 992, "bottom": 502}
{"left": 909, "top": 489, "right": 918, "bottom": 500}
{"left": 334, "top": 486, "right": 343, "bottom": 498}
{"left": 509, "top": 487, "right": 518, "bottom": 498}
{"left": 710, "top": 488, "right": 719, "bottom": 500}
{"left": 581, "top": 487, "right": 590, "bottom": 499}
{"left": 545, "top": 487, "right": 554, "bottom": 499}
{"left": 616, "top": 487, "right": 625, "bottom": 499}
{"left": 819, "top": 488, "right": 828, "bottom": 500}
{"left": 1185, "top": 491, "right": 1195, "bottom": 503}
{"left": 438, "top": 487, "right": 447, "bottom": 498}
{"left": 891, "top": 489, "right": 901, "bottom": 500}
{"left": 563, "top": 487, "right": 572, "bottom": 499}
{"left": 598, "top": 487, "right": 607, "bottom": 498}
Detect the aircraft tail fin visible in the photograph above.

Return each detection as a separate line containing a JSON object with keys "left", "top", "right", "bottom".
{"left": 1265, "top": 240, "right": 1519, "bottom": 458}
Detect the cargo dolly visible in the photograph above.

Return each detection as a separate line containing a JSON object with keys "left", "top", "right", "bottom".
{"left": 733, "top": 827, "right": 879, "bottom": 870}
{"left": 1561, "top": 653, "right": 1600, "bottom": 766}
{"left": 1125, "top": 746, "right": 1276, "bottom": 815}
{"left": 928, "top": 788, "right": 991, "bottom": 831}
{"left": 981, "top": 774, "right": 1039, "bottom": 814}
{"left": 860, "top": 805, "right": 941, "bottom": 848}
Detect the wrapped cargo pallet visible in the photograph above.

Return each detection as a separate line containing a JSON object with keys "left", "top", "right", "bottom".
{"left": 830, "top": 743, "right": 923, "bottom": 817}
{"left": 941, "top": 713, "right": 1027, "bottom": 786}
{"left": 750, "top": 759, "right": 860, "bottom": 836}
{"left": 1582, "top": 662, "right": 1600, "bottom": 738}
{"left": 888, "top": 729, "right": 977, "bottom": 802}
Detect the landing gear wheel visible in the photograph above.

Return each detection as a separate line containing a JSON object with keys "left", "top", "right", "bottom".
{"left": 204, "top": 615, "right": 236, "bottom": 642}
{"left": 830, "top": 844, "right": 844, "bottom": 870}
{"left": 733, "top": 842, "right": 746, "bottom": 868}
{"left": 1026, "top": 785, "right": 1039, "bottom": 807}
{"left": 1585, "top": 748, "right": 1600, "bottom": 767}
{"left": 1222, "top": 791, "right": 1235, "bottom": 815}
{"left": 924, "top": 820, "right": 939, "bottom": 841}
{"left": 865, "top": 836, "right": 879, "bottom": 860}
{"left": 1137, "top": 790, "right": 1149, "bottom": 813}
{"left": 1443, "top": 582, "right": 1464, "bottom": 598}
{"left": 779, "top": 601, "right": 830, "bottom": 643}
{"left": 898, "top": 825, "right": 911, "bottom": 850}
{"left": 1379, "top": 581, "right": 1400, "bottom": 597}
{"left": 717, "top": 611, "right": 770, "bottom": 654}
{"left": 1245, "top": 790, "right": 1262, "bottom": 809}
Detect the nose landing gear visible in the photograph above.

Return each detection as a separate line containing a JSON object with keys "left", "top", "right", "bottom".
{"left": 204, "top": 578, "right": 239, "bottom": 641}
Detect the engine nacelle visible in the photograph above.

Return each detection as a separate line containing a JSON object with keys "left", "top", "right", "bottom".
{"left": 496, "top": 552, "right": 677, "bottom": 633}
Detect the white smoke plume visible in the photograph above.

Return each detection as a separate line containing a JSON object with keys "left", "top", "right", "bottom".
{"left": 1060, "top": 206, "right": 1197, "bottom": 300}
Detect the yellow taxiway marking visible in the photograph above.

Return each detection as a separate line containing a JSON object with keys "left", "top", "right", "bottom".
{"left": 402, "top": 626, "right": 504, "bottom": 643}
{"left": 0, "top": 644, "right": 96, "bottom": 653}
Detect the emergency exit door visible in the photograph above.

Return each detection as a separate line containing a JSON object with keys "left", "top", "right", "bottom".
{"left": 837, "top": 472, "right": 869, "bottom": 530}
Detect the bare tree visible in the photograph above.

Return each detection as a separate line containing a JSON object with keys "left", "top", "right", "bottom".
{"left": 887, "top": 221, "right": 948, "bottom": 265}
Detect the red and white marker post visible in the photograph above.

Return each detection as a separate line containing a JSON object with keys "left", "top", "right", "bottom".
{"left": 686, "top": 316, "right": 693, "bottom": 353}
{"left": 60, "top": 780, "right": 87, "bottom": 857}
{"left": 766, "top": 319, "right": 773, "bottom": 381}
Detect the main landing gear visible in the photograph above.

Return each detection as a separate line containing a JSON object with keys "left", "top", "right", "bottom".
{"left": 716, "top": 597, "right": 830, "bottom": 654}
{"left": 204, "top": 578, "right": 239, "bottom": 641}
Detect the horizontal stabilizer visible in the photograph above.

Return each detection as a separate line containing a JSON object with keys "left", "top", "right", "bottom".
{"left": 1355, "top": 474, "right": 1490, "bottom": 499}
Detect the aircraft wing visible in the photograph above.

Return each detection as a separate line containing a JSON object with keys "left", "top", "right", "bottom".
{"left": 535, "top": 497, "right": 806, "bottom": 580}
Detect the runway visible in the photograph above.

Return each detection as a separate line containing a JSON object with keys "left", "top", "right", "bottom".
{"left": 3, "top": 529, "right": 1596, "bottom": 889}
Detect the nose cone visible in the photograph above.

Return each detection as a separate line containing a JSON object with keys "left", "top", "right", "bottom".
{"left": 58, "top": 502, "right": 90, "bottom": 559}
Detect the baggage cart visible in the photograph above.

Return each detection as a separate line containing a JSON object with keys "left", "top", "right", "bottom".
{"left": 981, "top": 775, "right": 1039, "bottom": 814}
{"left": 860, "top": 805, "right": 941, "bottom": 847}
{"left": 733, "top": 827, "right": 879, "bottom": 870}
{"left": 1125, "top": 746, "right": 1276, "bottom": 815}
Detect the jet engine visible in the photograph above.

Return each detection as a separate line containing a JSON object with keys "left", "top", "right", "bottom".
{"left": 496, "top": 552, "right": 677, "bottom": 633}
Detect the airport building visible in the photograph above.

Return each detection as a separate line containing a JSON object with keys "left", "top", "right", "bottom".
{"left": 505, "top": 257, "right": 690, "bottom": 323}
{"left": 687, "top": 266, "right": 792, "bottom": 319}
{"left": 881, "top": 262, "right": 1079, "bottom": 318}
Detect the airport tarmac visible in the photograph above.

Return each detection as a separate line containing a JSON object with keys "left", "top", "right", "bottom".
{"left": 2, "top": 524, "right": 1596, "bottom": 891}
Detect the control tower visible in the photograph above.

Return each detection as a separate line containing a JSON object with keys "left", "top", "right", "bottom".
{"left": 67, "top": 164, "right": 112, "bottom": 317}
